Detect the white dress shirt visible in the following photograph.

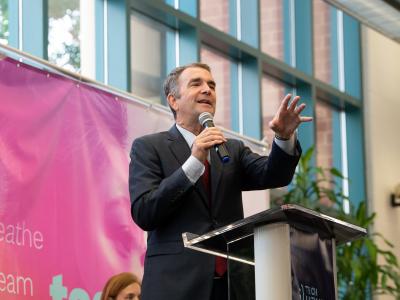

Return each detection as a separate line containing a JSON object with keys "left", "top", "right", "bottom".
{"left": 176, "top": 124, "right": 296, "bottom": 184}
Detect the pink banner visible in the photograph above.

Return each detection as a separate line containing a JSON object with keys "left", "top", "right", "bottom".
{"left": 0, "top": 56, "right": 171, "bottom": 299}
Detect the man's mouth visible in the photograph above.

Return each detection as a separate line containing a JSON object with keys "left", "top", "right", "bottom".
{"left": 197, "top": 99, "right": 212, "bottom": 106}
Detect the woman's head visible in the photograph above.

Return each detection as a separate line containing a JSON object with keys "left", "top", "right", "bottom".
{"left": 101, "top": 272, "right": 141, "bottom": 300}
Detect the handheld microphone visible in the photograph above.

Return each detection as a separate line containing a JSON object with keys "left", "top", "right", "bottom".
{"left": 198, "top": 112, "right": 230, "bottom": 164}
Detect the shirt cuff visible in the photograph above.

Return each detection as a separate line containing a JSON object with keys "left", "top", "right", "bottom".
{"left": 182, "top": 155, "right": 205, "bottom": 184}
{"left": 274, "top": 133, "right": 297, "bottom": 156}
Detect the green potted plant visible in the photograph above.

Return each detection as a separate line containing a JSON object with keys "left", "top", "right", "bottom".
{"left": 273, "top": 147, "right": 400, "bottom": 299}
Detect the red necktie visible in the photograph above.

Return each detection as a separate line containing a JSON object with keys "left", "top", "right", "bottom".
{"left": 215, "top": 256, "right": 227, "bottom": 277}
{"left": 202, "top": 160, "right": 227, "bottom": 276}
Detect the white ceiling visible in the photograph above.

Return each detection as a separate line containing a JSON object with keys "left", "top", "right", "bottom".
{"left": 324, "top": 0, "right": 400, "bottom": 43}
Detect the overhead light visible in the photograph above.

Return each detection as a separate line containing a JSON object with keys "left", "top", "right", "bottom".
{"left": 391, "top": 183, "right": 400, "bottom": 207}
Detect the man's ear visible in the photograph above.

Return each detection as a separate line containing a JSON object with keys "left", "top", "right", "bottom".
{"left": 167, "top": 94, "right": 179, "bottom": 112}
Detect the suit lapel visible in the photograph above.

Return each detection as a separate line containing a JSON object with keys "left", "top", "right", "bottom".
{"left": 167, "top": 125, "right": 209, "bottom": 209}
{"left": 167, "top": 126, "right": 191, "bottom": 166}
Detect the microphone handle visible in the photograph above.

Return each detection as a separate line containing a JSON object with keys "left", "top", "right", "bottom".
{"left": 203, "top": 121, "right": 230, "bottom": 163}
{"left": 214, "top": 143, "right": 230, "bottom": 163}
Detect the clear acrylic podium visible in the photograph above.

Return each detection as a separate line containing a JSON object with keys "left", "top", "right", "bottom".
{"left": 182, "top": 204, "right": 366, "bottom": 300}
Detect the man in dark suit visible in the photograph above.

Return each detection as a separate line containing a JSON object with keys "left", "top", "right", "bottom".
{"left": 129, "top": 63, "right": 312, "bottom": 300}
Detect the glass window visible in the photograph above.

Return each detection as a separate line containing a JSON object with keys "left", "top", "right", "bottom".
{"left": 0, "top": 0, "right": 8, "bottom": 45}
{"left": 313, "top": 0, "right": 333, "bottom": 85}
{"left": 260, "top": 0, "right": 285, "bottom": 61}
{"left": 130, "top": 11, "right": 175, "bottom": 104}
{"left": 200, "top": 0, "right": 230, "bottom": 35}
{"left": 261, "top": 75, "right": 290, "bottom": 145}
{"left": 200, "top": 46, "right": 234, "bottom": 130}
{"left": 48, "top": 0, "right": 81, "bottom": 72}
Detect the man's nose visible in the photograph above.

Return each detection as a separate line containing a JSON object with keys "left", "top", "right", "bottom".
{"left": 201, "top": 83, "right": 211, "bottom": 95}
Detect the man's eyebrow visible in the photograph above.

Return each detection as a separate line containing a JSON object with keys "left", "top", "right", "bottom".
{"left": 188, "top": 77, "right": 202, "bottom": 84}
{"left": 125, "top": 293, "right": 135, "bottom": 298}
{"left": 187, "top": 77, "right": 216, "bottom": 87}
{"left": 208, "top": 80, "right": 216, "bottom": 87}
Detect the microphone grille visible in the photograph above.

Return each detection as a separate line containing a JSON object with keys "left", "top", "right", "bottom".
{"left": 198, "top": 112, "right": 213, "bottom": 126}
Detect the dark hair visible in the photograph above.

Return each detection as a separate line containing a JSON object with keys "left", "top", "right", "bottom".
{"left": 163, "top": 63, "right": 211, "bottom": 118}
{"left": 100, "top": 272, "right": 141, "bottom": 300}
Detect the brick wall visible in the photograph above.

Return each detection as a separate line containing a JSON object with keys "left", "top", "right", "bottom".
{"left": 200, "top": 47, "right": 232, "bottom": 129}
{"left": 315, "top": 100, "right": 334, "bottom": 191}
{"left": 199, "top": 1, "right": 231, "bottom": 129}
{"left": 260, "top": 0, "right": 284, "bottom": 60}
{"left": 313, "top": 0, "right": 332, "bottom": 84}
{"left": 200, "top": 0, "right": 229, "bottom": 34}
{"left": 314, "top": 0, "right": 334, "bottom": 183}
{"left": 260, "top": 0, "right": 287, "bottom": 145}
{"left": 261, "top": 75, "right": 286, "bottom": 145}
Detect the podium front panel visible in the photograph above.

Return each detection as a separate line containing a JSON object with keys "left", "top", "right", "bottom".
{"left": 225, "top": 223, "right": 336, "bottom": 300}
{"left": 289, "top": 226, "right": 336, "bottom": 299}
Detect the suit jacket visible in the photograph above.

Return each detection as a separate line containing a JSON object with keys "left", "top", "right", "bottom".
{"left": 129, "top": 125, "right": 301, "bottom": 300}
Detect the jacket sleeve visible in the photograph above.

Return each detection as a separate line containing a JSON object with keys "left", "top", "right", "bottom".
{"left": 129, "top": 137, "right": 193, "bottom": 231}
{"left": 239, "top": 140, "right": 302, "bottom": 191}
